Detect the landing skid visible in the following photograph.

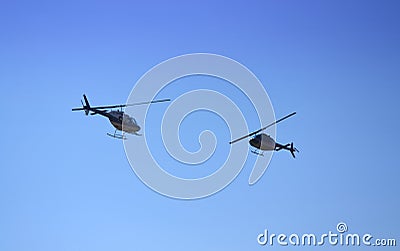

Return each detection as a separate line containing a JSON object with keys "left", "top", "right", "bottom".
{"left": 107, "top": 131, "right": 126, "bottom": 140}
{"left": 251, "top": 150, "right": 264, "bottom": 156}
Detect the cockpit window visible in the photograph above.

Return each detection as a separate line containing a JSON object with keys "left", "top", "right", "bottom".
{"left": 122, "top": 114, "right": 136, "bottom": 124}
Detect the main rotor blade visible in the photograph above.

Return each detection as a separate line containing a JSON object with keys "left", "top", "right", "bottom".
{"left": 257, "top": 111, "right": 296, "bottom": 134}
{"left": 80, "top": 98, "right": 171, "bottom": 110}
{"left": 229, "top": 112, "right": 296, "bottom": 144}
{"left": 125, "top": 98, "right": 171, "bottom": 107}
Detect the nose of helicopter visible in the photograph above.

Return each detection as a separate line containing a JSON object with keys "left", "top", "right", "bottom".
{"left": 249, "top": 138, "right": 260, "bottom": 148}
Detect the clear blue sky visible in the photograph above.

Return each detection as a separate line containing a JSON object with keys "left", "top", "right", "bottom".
{"left": 1, "top": 0, "right": 399, "bottom": 250}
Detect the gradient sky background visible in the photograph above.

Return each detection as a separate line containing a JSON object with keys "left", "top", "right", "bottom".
{"left": 1, "top": 0, "right": 399, "bottom": 250}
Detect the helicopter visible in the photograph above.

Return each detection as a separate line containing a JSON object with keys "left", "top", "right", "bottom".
{"left": 72, "top": 94, "right": 170, "bottom": 139}
{"left": 229, "top": 112, "right": 299, "bottom": 158}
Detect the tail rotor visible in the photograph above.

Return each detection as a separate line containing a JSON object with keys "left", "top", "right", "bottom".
{"left": 79, "top": 100, "right": 87, "bottom": 115}
{"left": 289, "top": 142, "right": 299, "bottom": 158}
{"left": 72, "top": 94, "right": 91, "bottom": 115}
{"left": 82, "top": 94, "right": 90, "bottom": 115}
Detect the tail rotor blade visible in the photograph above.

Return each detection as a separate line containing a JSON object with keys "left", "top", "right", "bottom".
{"left": 78, "top": 94, "right": 90, "bottom": 115}
{"left": 290, "top": 143, "right": 296, "bottom": 158}
{"left": 83, "top": 94, "right": 90, "bottom": 107}
{"left": 289, "top": 142, "right": 299, "bottom": 158}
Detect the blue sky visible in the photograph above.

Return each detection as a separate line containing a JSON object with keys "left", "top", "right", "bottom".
{"left": 1, "top": 0, "right": 399, "bottom": 250}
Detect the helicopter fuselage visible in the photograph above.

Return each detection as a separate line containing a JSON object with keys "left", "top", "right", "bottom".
{"left": 108, "top": 111, "right": 141, "bottom": 133}
{"left": 249, "top": 133, "right": 276, "bottom": 150}
{"left": 89, "top": 108, "right": 141, "bottom": 134}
